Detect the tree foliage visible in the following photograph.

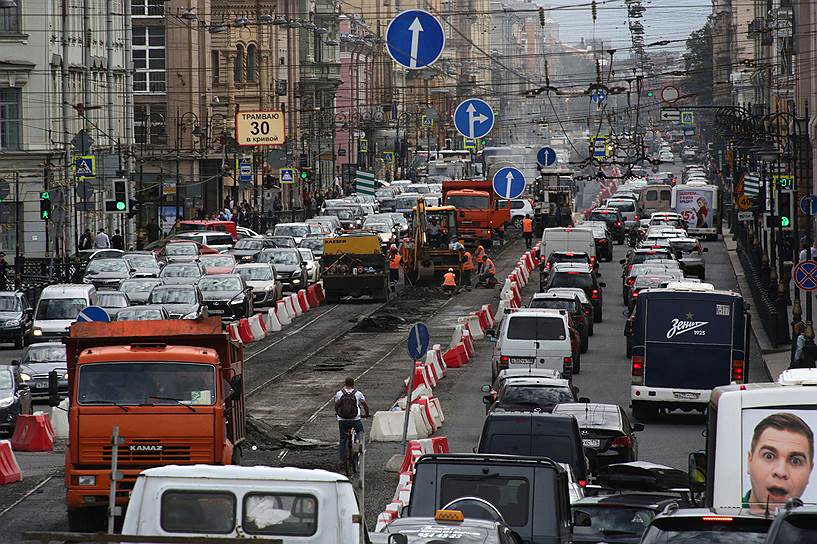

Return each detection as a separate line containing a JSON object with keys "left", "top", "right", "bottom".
{"left": 683, "top": 20, "right": 713, "bottom": 104}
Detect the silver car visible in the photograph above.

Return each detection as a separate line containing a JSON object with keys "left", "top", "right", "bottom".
{"left": 235, "top": 263, "right": 282, "bottom": 307}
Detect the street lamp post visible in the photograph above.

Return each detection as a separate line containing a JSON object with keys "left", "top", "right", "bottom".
{"left": 175, "top": 110, "right": 199, "bottom": 220}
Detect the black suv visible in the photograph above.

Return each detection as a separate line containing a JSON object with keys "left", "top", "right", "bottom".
{"left": 544, "top": 263, "right": 606, "bottom": 322}
{"left": 0, "top": 291, "right": 34, "bottom": 348}
{"left": 529, "top": 291, "right": 591, "bottom": 350}
{"left": 589, "top": 208, "right": 626, "bottom": 244}
{"left": 765, "top": 500, "right": 817, "bottom": 543}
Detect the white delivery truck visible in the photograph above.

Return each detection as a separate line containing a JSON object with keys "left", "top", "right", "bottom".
{"left": 671, "top": 184, "right": 719, "bottom": 239}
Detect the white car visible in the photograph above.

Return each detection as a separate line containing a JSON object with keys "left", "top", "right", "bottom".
{"left": 272, "top": 223, "right": 318, "bottom": 244}
{"left": 659, "top": 152, "right": 675, "bottom": 163}
{"left": 297, "top": 248, "right": 320, "bottom": 283}
{"left": 509, "top": 199, "right": 534, "bottom": 229}
{"left": 362, "top": 223, "right": 396, "bottom": 247}
{"left": 235, "top": 263, "right": 282, "bottom": 307}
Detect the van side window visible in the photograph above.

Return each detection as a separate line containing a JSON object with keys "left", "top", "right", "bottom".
{"left": 661, "top": 190, "right": 671, "bottom": 200}
{"left": 161, "top": 490, "right": 236, "bottom": 534}
{"left": 507, "top": 317, "right": 566, "bottom": 341}
{"left": 646, "top": 192, "right": 658, "bottom": 202}
{"left": 243, "top": 493, "right": 318, "bottom": 536}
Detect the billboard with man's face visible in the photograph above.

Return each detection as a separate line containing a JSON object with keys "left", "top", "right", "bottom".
{"left": 675, "top": 188, "right": 714, "bottom": 229}
{"left": 742, "top": 409, "right": 817, "bottom": 513}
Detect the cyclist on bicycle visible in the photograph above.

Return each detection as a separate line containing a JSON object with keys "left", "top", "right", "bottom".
{"left": 335, "top": 377, "right": 370, "bottom": 463}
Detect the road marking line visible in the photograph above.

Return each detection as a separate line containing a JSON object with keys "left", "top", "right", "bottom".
{"left": 0, "top": 475, "right": 54, "bottom": 519}
{"left": 245, "top": 304, "right": 339, "bottom": 362}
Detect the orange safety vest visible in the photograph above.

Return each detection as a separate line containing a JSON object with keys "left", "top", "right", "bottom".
{"left": 389, "top": 254, "right": 401, "bottom": 270}
{"left": 443, "top": 272, "right": 457, "bottom": 287}
{"left": 485, "top": 258, "right": 496, "bottom": 276}
{"left": 475, "top": 246, "right": 486, "bottom": 263}
{"left": 462, "top": 252, "right": 475, "bottom": 271}
{"left": 522, "top": 217, "right": 533, "bottom": 233}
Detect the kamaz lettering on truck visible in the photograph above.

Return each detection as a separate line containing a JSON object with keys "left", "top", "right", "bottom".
{"left": 630, "top": 288, "right": 749, "bottom": 420}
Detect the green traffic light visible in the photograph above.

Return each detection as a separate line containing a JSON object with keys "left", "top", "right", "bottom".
{"left": 41, "top": 210, "right": 49, "bottom": 220}
{"left": 781, "top": 216, "right": 791, "bottom": 227}
{"left": 41, "top": 191, "right": 49, "bottom": 200}
{"left": 116, "top": 201, "right": 126, "bottom": 211}
{"left": 300, "top": 171, "right": 309, "bottom": 179}
{"left": 646, "top": 91, "right": 654, "bottom": 97}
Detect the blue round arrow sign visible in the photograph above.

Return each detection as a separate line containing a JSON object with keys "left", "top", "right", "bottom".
{"left": 386, "top": 10, "right": 445, "bottom": 70}
{"left": 407, "top": 322, "right": 430, "bottom": 360}
{"left": 76, "top": 305, "right": 111, "bottom": 323}
{"left": 800, "top": 196, "right": 817, "bottom": 216}
{"left": 537, "top": 147, "right": 557, "bottom": 167}
{"left": 492, "top": 167, "right": 526, "bottom": 200}
{"left": 453, "top": 99, "right": 495, "bottom": 139}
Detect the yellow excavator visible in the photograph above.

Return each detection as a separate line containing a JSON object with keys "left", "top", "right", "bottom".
{"left": 401, "top": 200, "right": 464, "bottom": 285}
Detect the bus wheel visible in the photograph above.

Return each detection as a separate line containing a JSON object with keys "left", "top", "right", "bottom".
{"left": 632, "top": 401, "right": 657, "bottom": 421}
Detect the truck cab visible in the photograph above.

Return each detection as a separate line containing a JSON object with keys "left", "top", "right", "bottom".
{"left": 442, "top": 180, "right": 510, "bottom": 245}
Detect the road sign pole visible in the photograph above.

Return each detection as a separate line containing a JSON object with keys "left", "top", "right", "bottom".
{"left": 401, "top": 357, "right": 415, "bottom": 452}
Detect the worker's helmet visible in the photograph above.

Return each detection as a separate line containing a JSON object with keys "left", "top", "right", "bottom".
{"left": 448, "top": 268, "right": 454, "bottom": 272}
{"left": 390, "top": 244, "right": 397, "bottom": 251}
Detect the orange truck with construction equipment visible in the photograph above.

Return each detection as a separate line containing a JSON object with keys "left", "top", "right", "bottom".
{"left": 442, "top": 179, "right": 510, "bottom": 246}
{"left": 61, "top": 317, "right": 245, "bottom": 531}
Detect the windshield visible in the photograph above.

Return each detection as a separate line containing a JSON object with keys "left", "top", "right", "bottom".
{"left": 507, "top": 316, "right": 566, "bottom": 340}
{"left": 590, "top": 212, "right": 618, "bottom": 223}
{"left": 405, "top": 185, "right": 430, "bottom": 194}
{"left": 124, "top": 255, "right": 158, "bottom": 269}
{"left": 0, "top": 296, "right": 20, "bottom": 312}
{"left": 198, "top": 276, "right": 242, "bottom": 292}
{"left": 670, "top": 241, "right": 699, "bottom": 253}
{"left": 773, "top": 515, "right": 817, "bottom": 543}
{"left": 117, "top": 308, "right": 165, "bottom": 321}
{"left": 573, "top": 506, "right": 655, "bottom": 538}
{"left": 166, "top": 243, "right": 198, "bottom": 256}
{"left": 634, "top": 276, "right": 676, "bottom": 289}
{"left": 199, "top": 255, "right": 236, "bottom": 268}
{"left": 36, "top": 298, "right": 87, "bottom": 320}
{"left": 550, "top": 272, "right": 593, "bottom": 289}
{"left": 325, "top": 209, "right": 355, "bottom": 220}
{"left": 161, "top": 265, "right": 200, "bottom": 278}
{"left": 120, "top": 279, "right": 161, "bottom": 294}
{"left": 97, "top": 293, "right": 128, "bottom": 308}
{"left": 274, "top": 225, "right": 309, "bottom": 238}
{"left": 528, "top": 299, "right": 577, "bottom": 313}
{"left": 237, "top": 267, "right": 273, "bottom": 281}
{"left": 501, "top": 385, "right": 574, "bottom": 406}
{"left": 86, "top": 259, "right": 128, "bottom": 273}
{"left": 77, "top": 362, "right": 216, "bottom": 405}
{"left": 24, "top": 345, "right": 66, "bottom": 363}
{"left": 150, "top": 287, "right": 196, "bottom": 304}
{"left": 269, "top": 237, "right": 296, "bottom": 248}
{"left": 261, "top": 251, "right": 299, "bottom": 265}
{"left": 0, "top": 369, "right": 12, "bottom": 390}
{"left": 297, "top": 249, "right": 314, "bottom": 262}
{"left": 396, "top": 197, "right": 420, "bottom": 209}
{"left": 440, "top": 475, "right": 529, "bottom": 526}
{"left": 549, "top": 254, "right": 588, "bottom": 265}
{"left": 641, "top": 525, "right": 767, "bottom": 544}
{"left": 299, "top": 239, "right": 323, "bottom": 253}
{"left": 607, "top": 201, "right": 636, "bottom": 212}
{"left": 365, "top": 223, "right": 390, "bottom": 233}
{"left": 447, "top": 195, "right": 489, "bottom": 209}
{"left": 235, "top": 239, "right": 263, "bottom": 250}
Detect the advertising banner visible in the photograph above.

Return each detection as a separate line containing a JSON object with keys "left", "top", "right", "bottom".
{"left": 675, "top": 188, "right": 714, "bottom": 229}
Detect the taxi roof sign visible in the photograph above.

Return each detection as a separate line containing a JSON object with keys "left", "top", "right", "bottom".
{"left": 435, "top": 509, "right": 465, "bottom": 522}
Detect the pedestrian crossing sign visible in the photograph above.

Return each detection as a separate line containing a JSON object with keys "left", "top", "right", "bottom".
{"left": 383, "top": 151, "right": 394, "bottom": 163}
{"left": 464, "top": 138, "right": 475, "bottom": 149}
{"left": 74, "top": 155, "right": 96, "bottom": 179}
{"left": 681, "top": 111, "right": 695, "bottom": 125}
{"left": 280, "top": 168, "right": 295, "bottom": 184}
{"left": 422, "top": 115, "right": 433, "bottom": 127}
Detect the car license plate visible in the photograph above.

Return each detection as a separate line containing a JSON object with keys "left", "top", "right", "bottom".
{"left": 582, "top": 439, "right": 600, "bottom": 448}
{"left": 511, "top": 357, "right": 535, "bottom": 364}
{"left": 673, "top": 391, "right": 700, "bottom": 400}
{"left": 209, "top": 309, "right": 224, "bottom": 315}
{"left": 34, "top": 380, "right": 48, "bottom": 389}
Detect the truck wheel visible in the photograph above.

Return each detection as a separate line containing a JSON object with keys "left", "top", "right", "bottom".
{"left": 632, "top": 401, "right": 657, "bottom": 422}
{"left": 68, "top": 507, "right": 104, "bottom": 532}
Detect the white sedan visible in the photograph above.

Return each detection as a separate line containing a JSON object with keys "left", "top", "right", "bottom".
{"left": 297, "top": 248, "right": 321, "bottom": 284}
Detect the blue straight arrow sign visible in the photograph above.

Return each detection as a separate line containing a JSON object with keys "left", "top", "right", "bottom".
{"left": 492, "top": 167, "right": 526, "bottom": 200}
{"left": 386, "top": 10, "right": 445, "bottom": 70}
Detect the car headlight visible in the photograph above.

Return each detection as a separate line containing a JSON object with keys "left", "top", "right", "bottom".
{"left": 82, "top": 277, "right": 93, "bottom": 284}
{"left": 5, "top": 318, "right": 21, "bottom": 326}
{"left": 264, "top": 284, "right": 274, "bottom": 291}
{"left": 0, "top": 396, "right": 14, "bottom": 408}
{"left": 181, "top": 311, "right": 199, "bottom": 319}
{"left": 77, "top": 475, "right": 96, "bottom": 486}
{"left": 229, "top": 298, "right": 244, "bottom": 305}
{"left": 33, "top": 328, "right": 42, "bottom": 336}
{"left": 20, "top": 373, "right": 31, "bottom": 382}
{"left": 62, "top": 372, "right": 69, "bottom": 380}
{"left": 292, "top": 278, "right": 301, "bottom": 284}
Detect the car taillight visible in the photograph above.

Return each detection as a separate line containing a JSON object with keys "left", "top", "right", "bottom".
{"left": 545, "top": 262, "right": 551, "bottom": 271}
{"left": 702, "top": 516, "right": 733, "bottom": 522}
{"left": 499, "top": 356, "right": 509, "bottom": 369}
{"left": 626, "top": 265, "right": 633, "bottom": 273}
{"left": 632, "top": 355, "right": 644, "bottom": 384}
{"left": 614, "top": 221, "right": 622, "bottom": 227}
{"left": 578, "top": 479, "right": 587, "bottom": 488}
{"left": 632, "top": 290, "right": 639, "bottom": 298}
{"left": 627, "top": 277, "right": 635, "bottom": 286}
{"left": 598, "top": 238, "right": 608, "bottom": 244}
{"left": 590, "top": 256, "right": 596, "bottom": 265}
{"left": 583, "top": 307, "right": 591, "bottom": 316}
{"left": 634, "top": 215, "right": 639, "bottom": 221}
{"left": 591, "top": 289, "right": 600, "bottom": 299}
{"left": 563, "top": 357, "right": 572, "bottom": 374}
{"left": 732, "top": 359, "right": 744, "bottom": 383}
{"left": 611, "top": 435, "right": 632, "bottom": 447}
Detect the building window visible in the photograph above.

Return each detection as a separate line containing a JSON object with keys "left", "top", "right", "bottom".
{"left": 133, "top": 26, "right": 166, "bottom": 93}
{"left": 234, "top": 44, "right": 244, "bottom": 83}
{"left": 131, "top": 0, "right": 163, "bottom": 16}
{"left": 0, "top": 0, "right": 19, "bottom": 33}
{"left": 0, "top": 88, "right": 21, "bottom": 150}
{"left": 134, "top": 103, "right": 167, "bottom": 145}
{"left": 246, "top": 44, "right": 257, "bottom": 82}
{"left": 211, "top": 50, "right": 220, "bottom": 83}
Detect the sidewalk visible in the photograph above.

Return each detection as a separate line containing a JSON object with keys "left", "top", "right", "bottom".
{"left": 723, "top": 234, "right": 791, "bottom": 378}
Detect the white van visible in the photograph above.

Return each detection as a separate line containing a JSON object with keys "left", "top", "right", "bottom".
{"left": 489, "top": 308, "right": 575, "bottom": 380}
{"left": 540, "top": 227, "right": 596, "bottom": 267}
{"left": 33, "top": 284, "right": 97, "bottom": 341}
{"left": 638, "top": 184, "right": 673, "bottom": 217}
{"left": 122, "top": 465, "right": 363, "bottom": 543}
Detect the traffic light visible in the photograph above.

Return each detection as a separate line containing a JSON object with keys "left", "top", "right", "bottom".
{"left": 39, "top": 191, "right": 51, "bottom": 221}
{"left": 646, "top": 90, "right": 654, "bottom": 97}
{"left": 299, "top": 169, "right": 312, "bottom": 183}
{"left": 104, "top": 178, "right": 129, "bottom": 213}
{"left": 778, "top": 190, "right": 792, "bottom": 230}
{"left": 127, "top": 198, "right": 139, "bottom": 219}
{"left": 539, "top": 7, "right": 545, "bottom": 27}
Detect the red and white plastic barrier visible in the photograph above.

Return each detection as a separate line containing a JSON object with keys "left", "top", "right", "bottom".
{"left": 0, "top": 440, "right": 21, "bottom": 485}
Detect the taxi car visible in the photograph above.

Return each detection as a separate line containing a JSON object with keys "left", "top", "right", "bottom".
{"left": 373, "top": 508, "right": 522, "bottom": 544}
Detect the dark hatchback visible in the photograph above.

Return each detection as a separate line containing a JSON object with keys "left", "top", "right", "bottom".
{"left": 552, "top": 403, "right": 642, "bottom": 470}
{"left": 544, "top": 263, "right": 605, "bottom": 322}
{"left": 257, "top": 248, "right": 308, "bottom": 291}
{"left": 640, "top": 508, "right": 772, "bottom": 544}
{"left": 229, "top": 237, "right": 278, "bottom": 263}
{"left": 0, "top": 365, "right": 32, "bottom": 436}
{"left": 196, "top": 274, "right": 254, "bottom": 320}
{"left": 0, "top": 291, "right": 34, "bottom": 348}
{"left": 589, "top": 208, "right": 626, "bottom": 244}
{"left": 572, "top": 493, "right": 682, "bottom": 544}
{"left": 13, "top": 342, "right": 67, "bottom": 401}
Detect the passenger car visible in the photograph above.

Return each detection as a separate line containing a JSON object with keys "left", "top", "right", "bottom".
{"left": 765, "top": 501, "right": 817, "bottom": 544}
{"left": 229, "top": 237, "right": 277, "bottom": 263}
{"left": 272, "top": 222, "right": 316, "bottom": 244}
{"left": 266, "top": 235, "right": 297, "bottom": 248}
{"left": 529, "top": 291, "right": 589, "bottom": 351}
{"left": 543, "top": 263, "right": 605, "bottom": 322}
{"left": 0, "top": 291, "right": 33, "bottom": 348}
{"left": 668, "top": 237, "right": 708, "bottom": 280}
{"left": 81, "top": 258, "right": 133, "bottom": 290}
{"left": 258, "top": 248, "right": 308, "bottom": 291}
{"left": 172, "top": 231, "right": 234, "bottom": 252}
{"left": 159, "top": 262, "right": 205, "bottom": 285}
{"left": 639, "top": 507, "right": 772, "bottom": 543}
{"left": 571, "top": 492, "right": 682, "bottom": 544}
{"left": 298, "top": 236, "right": 325, "bottom": 259}
{"left": 0, "top": 365, "right": 31, "bottom": 436}
{"left": 297, "top": 248, "right": 320, "bottom": 283}
{"left": 235, "top": 263, "right": 282, "bottom": 306}
{"left": 373, "top": 508, "right": 523, "bottom": 544}
{"left": 118, "top": 278, "right": 163, "bottom": 305}
{"left": 147, "top": 284, "right": 207, "bottom": 319}
{"left": 96, "top": 291, "right": 130, "bottom": 319}
{"left": 116, "top": 305, "right": 170, "bottom": 321}
{"left": 197, "top": 274, "right": 253, "bottom": 320}
{"left": 13, "top": 342, "right": 67, "bottom": 401}
{"left": 552, "top": 403, "right": 642, "bottom": 470}
{"left": 588, "top": 208, "right": 626, "bottom": 244}
{"left": 544, "top": 287, "right": 594, "bottom": 335}
{"left": 481, "top": 376, "right": 579, "bottom": 413}
{"left": 123, "top": 252, "right": 162, "bottom": 277}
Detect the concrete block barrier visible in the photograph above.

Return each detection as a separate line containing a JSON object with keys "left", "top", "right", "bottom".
{"left": 276, "top": 299, "right": 293, "bottom": 325}
{"left": 431, "top": 435, "right": 449, "bottom": 453}
{"left": 306, "top": 285, "right": 321, "bottom": 308}
{"left": 413, "top": 403, "right": 435, "bottom": 436}
{"left": 406, "top": 366, "right": 433, "bottom": 393}
{"left": 425, "top": 349, "right": 446, "bottom": 379}
{"left": 442, "top": 343, "right": 468, "bottom": 368}
{"left": 481, "top": 304, "right": 495, "bottom": 329}
{"left": 416, "top": 397, "right": 442, "bottom": 429}
{"left": 11, "top": 413, "right": 55, "bottom": 452}
{"left": 314, "top": 281, "right": 326, "bottom": 304}
{"left": 460, "top": 314, "right": 484, "bottom": 340}
{"left": 266, "top": 307, "right": 283, "bottom": 332}
{"left": 286, "top": 294, "right": 302, "bottom": 317}
{"left": 51, "top": 399, "right": 69, "bottom": 439}
{"left": 370, "top": 408, "right": 430, "bottom": 442}
{"left": 0, "top": 440, "right": 22, "bottom": 484}
{"left": 226, "top": 322, "right": 241, "bottom": 343}
{"left": 449, "top": 324, "right": 464, "bottom": 350}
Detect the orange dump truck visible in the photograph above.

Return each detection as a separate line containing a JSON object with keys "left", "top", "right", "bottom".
{"left": 442, "top": 179, "right": 510, "bottom": 245}
{"left": 62, "top": 317, "right": 245, "bottom": 531}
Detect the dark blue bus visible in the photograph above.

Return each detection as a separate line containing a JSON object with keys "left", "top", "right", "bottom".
{"left": 629, "top": 286, "right": 749, "bottom": 420}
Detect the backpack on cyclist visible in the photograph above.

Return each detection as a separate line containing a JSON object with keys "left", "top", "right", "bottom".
{"left": 336, "top": 389, "right": 359, "bottom": 419}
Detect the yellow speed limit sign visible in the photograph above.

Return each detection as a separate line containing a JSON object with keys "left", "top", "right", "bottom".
{"left": 235, "top": 111, "right": 286, "bottom": 146}
{"left": 736, "top": 194, "right": 753, "bottom": 211}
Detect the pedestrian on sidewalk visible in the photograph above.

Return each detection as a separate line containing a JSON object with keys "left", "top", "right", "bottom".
{"left": 792, "top": 322, "right": 807, "bottom": 368}
{"left": 94, "top": 228, "right": 111, "bottom": 249}
{"left": 111, "top": 229, "right": 124, "bottom": 250}
{"left": 522, "top": 214, "right": 533, "bottom": 249}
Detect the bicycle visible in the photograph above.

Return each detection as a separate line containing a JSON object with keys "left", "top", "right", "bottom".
{"left": 344, "top": 417, "right": 368, "bottom": 479}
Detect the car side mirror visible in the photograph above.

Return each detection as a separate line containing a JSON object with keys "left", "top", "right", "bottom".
{"left": 485, "top": 329, "right": 496, "bottom": 342}
{"left": 482, "top": 395, "right": 494, "bottom": 405}
{"left": 388, "top": 534, "right": 409, "bottom": 544}
{"left": 633, "top": 423, "right": 645, "bottom": 432}
{"left": 481, "top": 384, "right": 491, "bottom": 393}
{"left": 25, "top": 308, "right": 33, "bottom": 315}
{"left": 229, "top": 375, "right": 243, "bottom": 396}
{"left": 573, "top": 510, "right": 592, "bottom": 527}
{"left": 688, "top": 450, "right": 707, "bottom": 491}
{"left": 579, "top": 396, "right": 590, "bottom": 404}
{"left": 598, "top": 282, "right": 606, "bottom": 288}
{"left": 11, "top": 359, "right": 19, "bottom": 366}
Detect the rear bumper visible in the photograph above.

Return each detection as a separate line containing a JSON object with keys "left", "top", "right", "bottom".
{"left": 631, "top": 385, "right": 710, "bottom": 409}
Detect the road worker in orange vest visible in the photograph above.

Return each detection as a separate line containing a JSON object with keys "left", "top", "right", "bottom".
{"left": 443, "top": 267, "right": 457, "bottom": 296}
{"left": 387, "top": 244, "right": 401, "bottom": 292}
{"left": 479, "top": 256, "right": 498, "bottom": 288}
{"left": 475, "top": 244, "right": 486, "bottom": 276}
{"left": 522, "top": 214, "right": 534, "bottom": 249}
{"left": 461, "top": 248, "right": 475, "bottom": 287}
